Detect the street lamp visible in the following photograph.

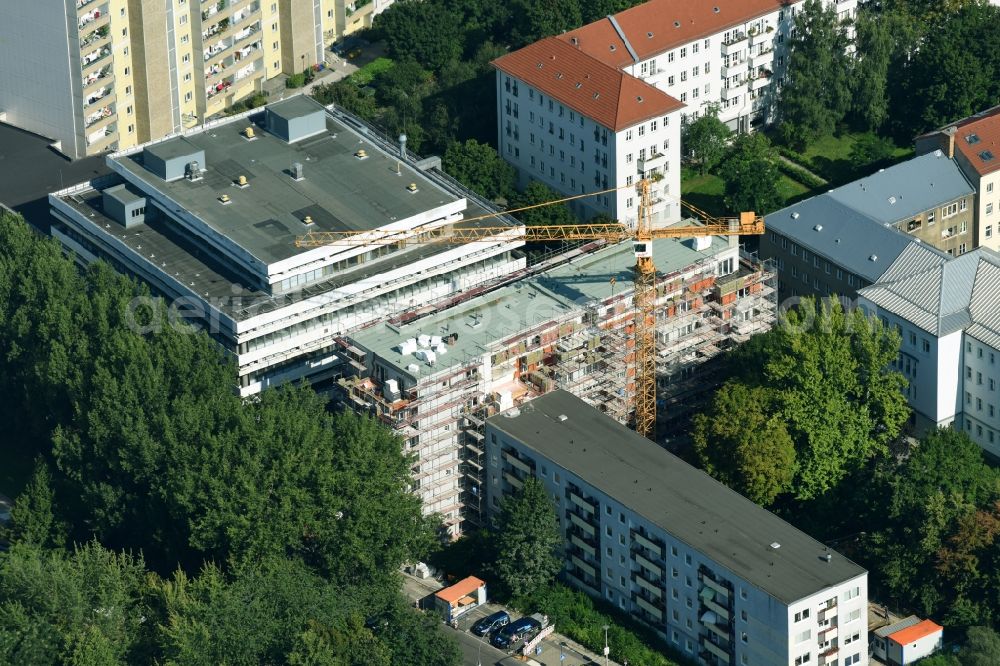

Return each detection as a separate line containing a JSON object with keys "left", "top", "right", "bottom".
{"left": 560, "top": 641, "right": 567, "bottom": 663}
{"left": 603, "top": 625, "right": 610, "bottom": 666}
{"left": 476, "top": 630, "right": 486, "bottom": 666}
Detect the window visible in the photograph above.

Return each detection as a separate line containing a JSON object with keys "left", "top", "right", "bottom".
{"left": 795, "top": 630, "right": 812, "bottom": 643}
{"left": 692, "top": 42, "right": 699, "bottom": 54}
{"left": 680, "top": 70, "right": 687, "bottom": 82}
{"left": 795, "top": 654, "right": 811, "bottom": 665}
{"left": 680, "top": 93, "right": 687, "bottom": 102}
{"left": 844, "top": 587, "right": 860, "bottom": 601}
{"left": 668, "top": 75, "right": 675, "bottom": 86}
{"left": 846, "top": 609, "right": 862, "bottom": 623}
{"left": 680, "top": 47, "right": 687, "bottom": 58}
{"left": 922, "top": 338, "right": 930, "bottom": 353}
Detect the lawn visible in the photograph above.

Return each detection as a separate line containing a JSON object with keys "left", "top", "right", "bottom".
{"left": 681, "top": 167, "right": 813, "bottom": 218}
{"left": 794, "top": 132, "right": 913, "bottom": 185}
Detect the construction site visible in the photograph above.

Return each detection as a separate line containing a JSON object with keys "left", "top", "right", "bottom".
{"left": 334, "top": 232, "right": 776, "bottom": 537}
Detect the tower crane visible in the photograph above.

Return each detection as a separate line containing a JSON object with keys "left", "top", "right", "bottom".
{"left": 295, "top": 179, "right": 764, "bottom": 440}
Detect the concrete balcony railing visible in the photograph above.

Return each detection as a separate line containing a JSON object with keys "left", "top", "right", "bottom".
{"left": 82, "top": 65, "right": 113, "bottom": 92}
{"left": 638, "top": 151, "right": 668, "bottom": 173}
{"left": 81, "top": 46, "right": 113, "bottom": 74}
{"left": 568, "top": 511, "right": 596, "bottom": 536}
{"left": 749, "top": 48, "right": 774, "bottom": 69}
{"left": 86, "top": 124, "right": 117, "bottom": 150}
{"left": 722, "top": 81, "right": 746, "bottom": 101}
{"left": 84, "top": 85, "right": 114, "bottom": 108}
{"left": 721, "top": 33, "right": 747, "bottom": 56}
{"left": 85, "top": 104, "right": 114, "bottom": 129}
{"left": 750, "top": 73, "right": 772, "bottom": 91}
{"left": 78, "top": 4, "right": 108, "bottom": 30}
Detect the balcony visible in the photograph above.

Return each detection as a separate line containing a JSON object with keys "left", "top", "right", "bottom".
{"left": 700, "top": 575, "right": 731, "bottom": 600}
{"left": 818, "top": 646, "right": 839, "bottom": 665}
{"left": 634, "top": 595, "right": 663, "bottom": 620}
{"left": 634, "top": 552, "right": 663, "bottom": 577}
{"left": 632, "top": 531, "right": 663, "bottom": 558}
{"left": 720, "top": 61, "right": 743, "bottom": 79}
{"left": 78, "top": 4, "right": 108, "bottom": 31}
{"left": 750, "top": 72, "right": 772, "bottom": 91}
{"left": 231, "top": 2, "right": 260, "bottom": 27}
{"left": 85, "top": 104, "right": 115, "bottom": 129}
{"left": 79, "top": 22, "right": 110, "bottom": 50}
{"left": 749, "top": 48, "right": 774, "bottom": 69}
{"left": 721, "top": 33, "right": 747, "bottom": 56}
{"left": 638, "top": 152, "right": 668, "bottom": 173}
{"left": 748, "top": 28, "right": 770, "bottom": 48}
{"left": 570, "top": 533, "right": 596, "bottom": 557}
{"left": 82, "top": 65, "right": 113, "bottom": 93}
{"left": 633, "top": 570, "right": 662, "bottom": 597}
{"left": 86, "top": 123, "right": 116, "bottom": 150}
{"left": 568, "top": 490, "right": 596, "bottom": 514}
{"left": 503, "top": 450, "right": 533, "bottom": 474}
{"left": 568, "top": 511, "right": 597, "bottom": 536}
{"left": 84, "top": 85, "right": 113, "bottom": 109}
{"left": 570, "top": 555, "right": 596, "bottom": 578}
{"left": 722, "top": 82, "right": 746, "bottom": 101}
{"left": 81, "top": 46, "right": 113, "bottom": 74}
{"left": 700, "top": 636, "right": 731, "bottom": 664}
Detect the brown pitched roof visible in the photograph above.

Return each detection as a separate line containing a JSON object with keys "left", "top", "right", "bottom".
{"left": 950, "top": 107, "right": 1000, "bottom": 177}
{"left": 560, "top": 0, "right": 789, "bottom": 65}
{"left": 492, "top": 38, "right": 684, "bottom": 132}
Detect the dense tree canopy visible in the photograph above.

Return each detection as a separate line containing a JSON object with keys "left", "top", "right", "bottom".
{"left": 493, "top": 478, "right": 563, "bottom": 598}
{"left": 682, "top": 107, "right": 731, "bottom": 175}
{"left": 718, "top": 133, "right": 782, "bottom": 215}
{"left": 443, "top": 139, "right": 517, "bottom": 201}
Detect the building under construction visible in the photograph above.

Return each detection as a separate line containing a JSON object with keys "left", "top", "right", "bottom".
{"left": 335, "top": 231, "right": 776, "bottom": 537}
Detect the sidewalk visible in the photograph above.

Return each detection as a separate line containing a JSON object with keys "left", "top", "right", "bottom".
{"left": 401, "top": 570, "right": 620, "bottom": 666}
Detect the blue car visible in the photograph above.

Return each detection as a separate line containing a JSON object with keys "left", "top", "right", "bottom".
{"left": 472, "top": 610, "right": 510, "bottom": 637}
{"left": 491, "top": 616, "right": 541, "bottom": 649}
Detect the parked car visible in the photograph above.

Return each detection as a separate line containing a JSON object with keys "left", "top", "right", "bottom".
{"left": 472, "top": 610, "right": 510, "bottom": 637}
{"left": 491, "top": 616, "right": 541, "bottom": 650}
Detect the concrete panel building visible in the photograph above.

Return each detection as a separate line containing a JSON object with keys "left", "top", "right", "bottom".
{"left": 48, "top": 98, "right": 526, "bottom": 396}
{"left": 486, "top": 391, "right": 869, "bottom": 666}
{"left": 917, "top": 104, "right": 1000, "bottom": 253}
{"left": 337, "top": 234, "right": 775, "bottom": 535}
{"left": 0, "top": 0, "right": 379, "bottom": 159}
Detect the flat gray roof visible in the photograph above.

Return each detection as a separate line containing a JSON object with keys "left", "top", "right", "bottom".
{"left": 104, "top": 183, "right": 145, "bottom": 205}
{"left": 144, "top": 136, "right": 203, "bottom": 163}
{"left": 828, "top": 150, "right": 974, "bottom": 225}
{"left": 55, "top": 186, "right": 491, "bottom": 321}
{"left": 266, "top": 95, "right": 326, "bottom": 121}
{"left": 351, "top": 233, "right": 726, "bottom": 376}
{"left": 488, "top": 391, "right": 866, "bottom": 604}
{"left": 115, "top": 111, "right": 463, "bottom": 266}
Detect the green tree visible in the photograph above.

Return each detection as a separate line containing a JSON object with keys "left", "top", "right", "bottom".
{"left": 960, "top": 626, "right": 1000, "bottom": 666}
{"left": 718, "top": 133, "right": 782, "bottom": 214}
{"left": 898, "top": 2, "right": 1000, "bottom": 136}
{"left": 371, "top": 603, "right": 463, "bottom": 666}
{"left": 692, "top": 383, "right": 796, "bottom": 505}
{"left": 511, "top": 181, "right": 577, "bottom": 227}
{"left": 0, "top": 542, "right": 154, "bottom": 665}
{"left": 511, "top": 0, "right": 583, "bottom": 46}
{"left": 4, "top": 460, "right": 68, "bottom": 550}
{"left": 850, "top": 8, "right": 892, "bottom": 132}
{"left": 777, "top": 0, "right": 851, "bottom": 148}
{"left": 493, "top": 477, "right": 563, "bottom": 598}
{"left": 372, "top": 2, "right": 463, "bottom": 72}
{"left": 443, "top": 139, "right": 517, "bottom": 201}
{"left": 848, "top": 132, "right": 895, "bottom": 168}
{"left": 682, "top": 107, "right": 731, "bottom": 174}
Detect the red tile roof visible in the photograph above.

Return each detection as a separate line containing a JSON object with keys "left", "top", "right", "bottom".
{"left": 950, "top": 107, "right": 1000, "bottom": 177}
{"left": 434, "top": 576, "right": 485, "bottom": 604}
{"left": 888, "top": 619, "right": 943, "bottom": 646}
{"left": 560, "top": 0, "right": 788, "bottom": 65}
{"left": 492, "top": 38, "right": 684, "bottom": 132}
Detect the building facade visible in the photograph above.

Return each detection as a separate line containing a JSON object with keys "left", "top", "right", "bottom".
{"left": 486, "top": 391, "right": 869, "bottom": 666}
{"left": 917, "top": 104, "right": 1000, "bottom": 253}
{"left": 858, "top": 248, "right": 1000, "bottom": 456}
{"left": 0, "top": 0, "right": 395, "bottom": 158}
{"left": 493, "top": 38, "right": 684, "bottom": 226}
{"left": 48, "top": 97, "right": 525, "bottom": 396}
{"left": 336, "top": 233, "right": 775, "bottom": 536}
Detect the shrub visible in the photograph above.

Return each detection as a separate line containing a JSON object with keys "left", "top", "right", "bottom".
{"left": 285, "top": 72, "right": 307, "bottom": 89}
{"left": 776, "top": 160, "right": 826, "bottom": 190}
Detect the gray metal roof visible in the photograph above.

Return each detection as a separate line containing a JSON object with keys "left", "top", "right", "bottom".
{"left": 488, "top": 390, "right": 867, "bottom": 605}
{"left": 874, "top": 615, "right": 922, "bottom": 638}
{"left": 766, "top": 194, "right": 946, "bottom": 282}
{"left": 859, "top": 248, "right": 1000, "bottom": 337}
{"left": 828, "top": 150, "right": 974, "bottom": 226}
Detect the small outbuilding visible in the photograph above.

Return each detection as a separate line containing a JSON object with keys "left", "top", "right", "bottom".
{"left": 872, "top": 616, "right": 944, "bottom": 665}
{"left": 433, "top": 576, "right": 486, "bottom": 623}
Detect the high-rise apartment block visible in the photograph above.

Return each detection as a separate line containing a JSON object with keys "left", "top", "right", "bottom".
{"left": 0, "top": 0, "right": 396, "bottom": 158}
{"left": 486, "top": 391, "right": 869, "bottom": 666}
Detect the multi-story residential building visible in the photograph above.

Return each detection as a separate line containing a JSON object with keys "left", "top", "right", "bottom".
{"left": 493, "top": 37, "right": 684, "bottom": 226}
{"left": 761, "top": 201, "right": 948, "bottom": 302}
{"left": 48, "top": 97, "right": 526, "bottom": 395}
{"left": 336, "top": 234, "right": 775, "bottom": 535}
{"left": 858, "top": 248, "right": 1000, "bottom": 455}
{"left": 825, "top": 151, "right": 975, "bottom": 256}
{"left": 493, "top": 0, "right": 858, "bottom": 223}
{"left": 334, "top": 0, "right": 395, "bottom": 39}
{"left": 917, "top": 104, "right": 1000, "bottom": 253}
{"left": 486, "top": 390, "right": 869, "bottom": 666}
{"left": 0, "top": 0, "right": 395, "bottom": 159}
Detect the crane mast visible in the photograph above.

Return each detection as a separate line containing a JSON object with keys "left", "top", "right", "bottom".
{"left": 294, "top": 180, "right": 764, "bottom": 441}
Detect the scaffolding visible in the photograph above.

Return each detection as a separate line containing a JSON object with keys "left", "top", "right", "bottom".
{"left": 334, "top": 245, "right": 778, "bottom": 537}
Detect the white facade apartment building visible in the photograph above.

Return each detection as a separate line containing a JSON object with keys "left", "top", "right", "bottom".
{"left": 494, "top": 37, "right": 684, "bottom": 226}
{"left": 487, "top": 391, "right": 869, "bottom": 666}
{"left": 48, "top": 97, "right": 525, "bottom": 396}
{"left": 859, "top": 248, "right": 1000, "bottom": 457}
{"left": 493, "top": 0, "right": 858, "bottom": 224}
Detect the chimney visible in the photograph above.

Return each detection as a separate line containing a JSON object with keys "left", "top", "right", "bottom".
{"left": 943, "top": 126, "right": 956, "bottom": 159}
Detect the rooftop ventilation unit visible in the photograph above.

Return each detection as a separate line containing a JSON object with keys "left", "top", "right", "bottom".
{"left": 888, "top": 196, "right": 896, "bottom": 204}
{"left": 791, "top": 212, "right": 799, "bottom": 219}
{"left": 234, "top": 174, "right": 249, "bottom": 188}
{"left": 769, "top": 542, "right": 781, "bottom": 550}
{"left": 869, "top": 254, "right": 878, "bottom": 262}
{"left": 302, "top": 215, "right": 314, "bottom": 226}
{"left": 813, "top": 224, "right": 822, "bottom": 231}
{"left": 185, "top": 160, "right": 202, "bottom": 181}
{"left": 290, "top": 162, "right": 304, "bottom": 181}
{"left": 217, "top": 193, "right": 231, "bottom": 205}
{"left": 406, "top": 182, "right": 419, "bottom": 193}
{"left": 558, "top": 414, "right": 569, "bottom": 421}
{"left": 242, "top": 126, "right": 257, "bottom": 140}
{"left": 355, "top": 149, "right": 368, "bottom": 159}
